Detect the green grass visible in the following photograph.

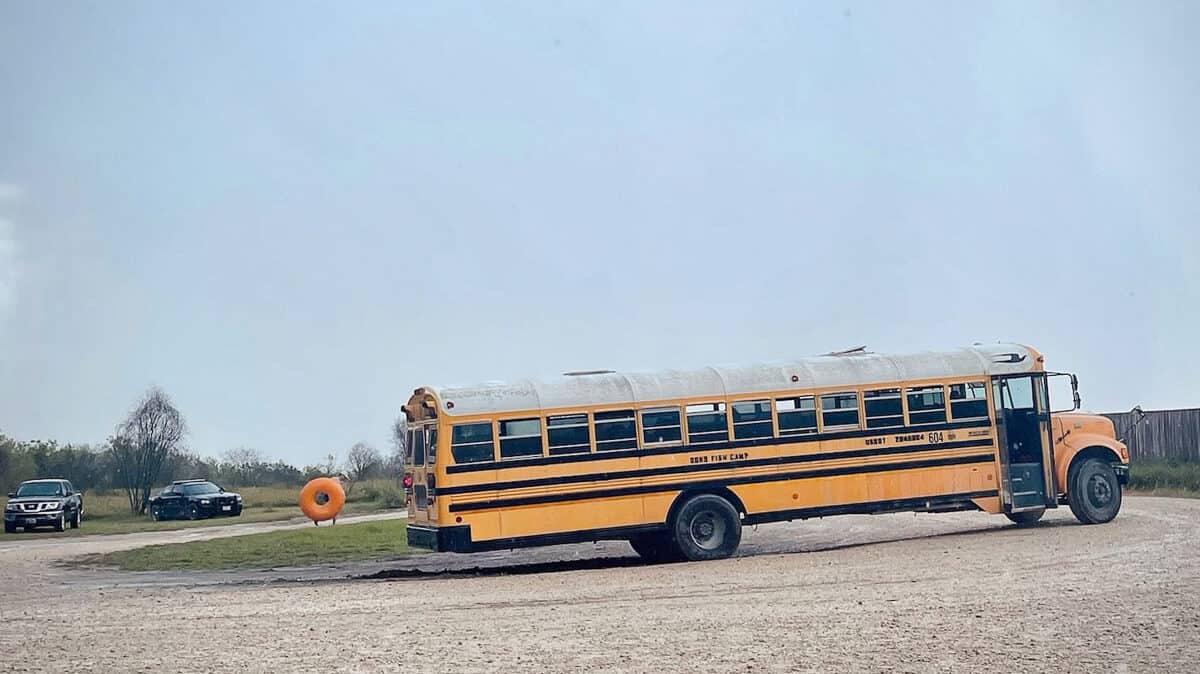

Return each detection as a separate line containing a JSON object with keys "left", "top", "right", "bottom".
{"left": 1127, "top": 458, "right": 1200, "bottom": 497}
{"left": 75, "top": 518, "right": 410, "bottom": 571}
{"left": 10, "top": 483, "right": 396, "bottom": 538}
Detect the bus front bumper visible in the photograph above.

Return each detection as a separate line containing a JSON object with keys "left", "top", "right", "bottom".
{"left": 407, "top": 523, "right": 473, "bottom": 553}
{"left": 1114, "top": 463, "right": 1130, "bottom": 485}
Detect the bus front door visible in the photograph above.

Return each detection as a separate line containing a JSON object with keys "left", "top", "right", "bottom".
{"left": 992, "top": 374, "right": 1057, "bottom": 512}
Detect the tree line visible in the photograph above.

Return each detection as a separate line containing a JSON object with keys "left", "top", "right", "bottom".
{"left": 0, "top": 387, "right": 404, "bottom": 514}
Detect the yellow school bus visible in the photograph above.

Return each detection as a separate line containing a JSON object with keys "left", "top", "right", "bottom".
{"left": 402, "top": 343, "right": 1130, "bottom": 562}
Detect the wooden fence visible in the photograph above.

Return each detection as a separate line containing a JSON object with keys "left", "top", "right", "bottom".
{"left": 1102, "top": 407, "right": 1200, "bottom": 462}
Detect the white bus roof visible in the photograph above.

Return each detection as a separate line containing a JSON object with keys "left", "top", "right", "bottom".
{"left": 429, "top": 343, "right": 1041, "bottom": 417}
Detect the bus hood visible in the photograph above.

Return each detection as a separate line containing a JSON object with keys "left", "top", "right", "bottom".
{"left": 1054, "top": 412, "right": 1117, "bottom": 440}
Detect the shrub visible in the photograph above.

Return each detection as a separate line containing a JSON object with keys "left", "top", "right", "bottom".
{"left": 1128, "top": 459, "right": 1200, "bottom": 494}
{"left": 360, "top": 482, "right": 406, "bottom": 508}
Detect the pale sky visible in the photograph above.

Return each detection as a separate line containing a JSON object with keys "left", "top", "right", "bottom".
{"left": 1, "top": 2, "right": 1197, "bottom": 466}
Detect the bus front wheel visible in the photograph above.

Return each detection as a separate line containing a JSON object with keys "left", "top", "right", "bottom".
{"left": 670, "top": 494, "right": 742, "bottom": 561}
{"left": 1067, "top": 458, "right": 1122, "bottom": 525}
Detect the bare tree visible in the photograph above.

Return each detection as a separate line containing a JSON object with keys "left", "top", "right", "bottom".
{"left": 223, "top": 446, "right": 265, "bottom": 467}
{"left": 221, "top": 447, "right": 265, "bottom": 487}
{"left": 387, "top": 415, "right": 407, "bottom": 485}
{"left": 110, "top": 387, "right": 188, "bottom": 515}
{"left": 346, "top": 442, "right": 382, "bottom": 481}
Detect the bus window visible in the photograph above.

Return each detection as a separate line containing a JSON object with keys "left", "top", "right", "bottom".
{"left": 950, "top": 382, "right": 989, "bottom": 419}
{"left": 732, "top": 400, "right": 773, "bottom": 439}
{"left": 641, "top": 408, "right": 682, "bottom": 446}
{"left": 820, "top": 392, "right": 860, "bottom": 430}
{"left": 999, "top": 377, "right": 1035, "bottom": 410}
{"left": 547, "top": 414, "right": 591, "bottom": 456}
{"left": 412, "top": 428, "right": 426, "bottom": 465}
{"left": 687, "top": 403, "right": 728, "bottom": 444}
{"left": 499, "top": 418, "right": 543, "bottom": 459}
{"left": 776, "top": 396, "right": 817, "bottom": 435}
{"left": 864, "top": 389, "right": 903, "bottom": 429}
{"left": 451, "top": 423, "right": 495, "bottom": 464}
{"left": 906, "top": 386, "right": 947, "bottom": 425}
{"left": 595, "top": 409, "right": 637, "bottom": 451}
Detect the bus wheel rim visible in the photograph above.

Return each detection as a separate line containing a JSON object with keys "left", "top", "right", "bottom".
{"left": 690, "top": 511, "right": 724, "bottom": 550}
{"left": 1088, "top": 474, "right": 1112, "bottom": 507}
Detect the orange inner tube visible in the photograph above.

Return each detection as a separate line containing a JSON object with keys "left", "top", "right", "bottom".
{"left": 299, "top": 477, "right": 346, "bottom": 522}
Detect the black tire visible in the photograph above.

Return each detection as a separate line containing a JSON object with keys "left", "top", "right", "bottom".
{"left": 669, "top": 494, "right": 742, "bottom": 562}
{"left": 231, "top": 506, "right": 242, "bottom": 517}
{"left": 70, "top": 509, "right": 81, "bottom": 529}
{"left": 628, "top": 532, "right": 683, "bottom": 563}
{"left": 1068, "top": 458, "right": 1123, "bottom": 524}
{"left": 54, "top": 514, "right": 66, "bottom": 532}
{"left": 187, "top": 504, "right": 200, "bottom": 520}
{"left": 150, "top": 505, "right": 163, "bottom": 522}
{"left": 4, "top": 523, "right": 15, "bottom": 534}
{"left": 1005, "top": 508, "right": 1045, "bottom": 526}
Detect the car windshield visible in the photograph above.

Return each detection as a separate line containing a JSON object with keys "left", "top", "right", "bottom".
{"left": 15, "top": 482, "right": 64, "bottom": 497}
{"left": 179, "top": 482, "right": 221, "bottom": 495}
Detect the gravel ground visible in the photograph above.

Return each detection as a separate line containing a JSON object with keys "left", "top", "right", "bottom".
{"left": 0, "top": 497, "right": 1196, "bottom": 673}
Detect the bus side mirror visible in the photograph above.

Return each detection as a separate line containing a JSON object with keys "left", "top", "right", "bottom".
{"left": 1047, "top": 371, "right": 1081, "bottom": 413}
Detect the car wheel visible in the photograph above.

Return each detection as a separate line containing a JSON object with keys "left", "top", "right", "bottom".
{"left": 669, "top": 494, "right": 742, "bottom": 562}
{"left": 70, "top": 510, "right": 81, "bottom": 529}
{"left": 150, "top": 505, "right": 162, "bottom": 522}
{"left": 54, "top": 514, "right": 67, "bottom": 532}
{"left": 188, "top": 504, "right": 199, "bottom": 520}
{"left": 3, "top": 523, "right": 15, "bottom": 534}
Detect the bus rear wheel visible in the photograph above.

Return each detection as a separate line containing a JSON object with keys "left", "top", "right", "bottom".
{"left": 1068, "top": 458, "right": 1122, "bottom": 525}
{"left": 670, "top": 494, "right": 741, "bottom": 562}
{"left": 628, "top": 533, "right": 683, "bottom": 563}
{"left": 1005, "top": 508, "right": 1045, "bottom": 526}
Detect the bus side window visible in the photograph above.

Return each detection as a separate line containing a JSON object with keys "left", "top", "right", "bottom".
{"left": 949, "top": 382, "right": 989, "bottom": 419}
{"left": 686, "top": 402, "right": 728, "bottom": 444}
{"left": 595, "top": 410, "right": 638, "bottom": 451}
{"left": 820, "top": 392, "right": 860, "bottom": 430}
{"left": 547, "top": 414, "right": 591, "bottom": 456}
{"left": 906, "top": 386, "right": 947, "bottom": 425}
{"left": 864, "top": 389, "right": 903, "bottom": 428}
{"left": 641, "top": 408, "right": 682, "bottom": 446}
{"left": 776, "top": 397, "right": 817, "bottom": 435}
{"left": 732, "top": 400, "right": 773, "bottom": 439}
{"left": 499, "top": 418, "right": 543, "bottom": 459}
{"left": 450, "top": 423, "right": 495, "bottom": 464}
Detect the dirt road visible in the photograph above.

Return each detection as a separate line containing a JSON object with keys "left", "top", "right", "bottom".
{"left": 1, "top": 497, "right": 1197, "bottom": 673}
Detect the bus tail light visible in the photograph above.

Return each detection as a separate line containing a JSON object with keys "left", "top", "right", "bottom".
{"left": 403, "top": 473, "right": 413, "bottom": 492}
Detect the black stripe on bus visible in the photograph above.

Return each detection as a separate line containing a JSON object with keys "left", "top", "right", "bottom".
{"left": 419, "top": 489, "right": 1002, "bottom": 553}
{"left": 438, "top": 437, "right": 995, "bottom": 497}
{"left": 445, "top": 418, "right": 990, "bottom": 474}
{"left": 447, "top": 452, "right": 996, "bottom": 513}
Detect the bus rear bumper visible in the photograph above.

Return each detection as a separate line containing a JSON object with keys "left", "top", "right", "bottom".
{"left": 407, "top": 523, "right": 473, "bottom": 553}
